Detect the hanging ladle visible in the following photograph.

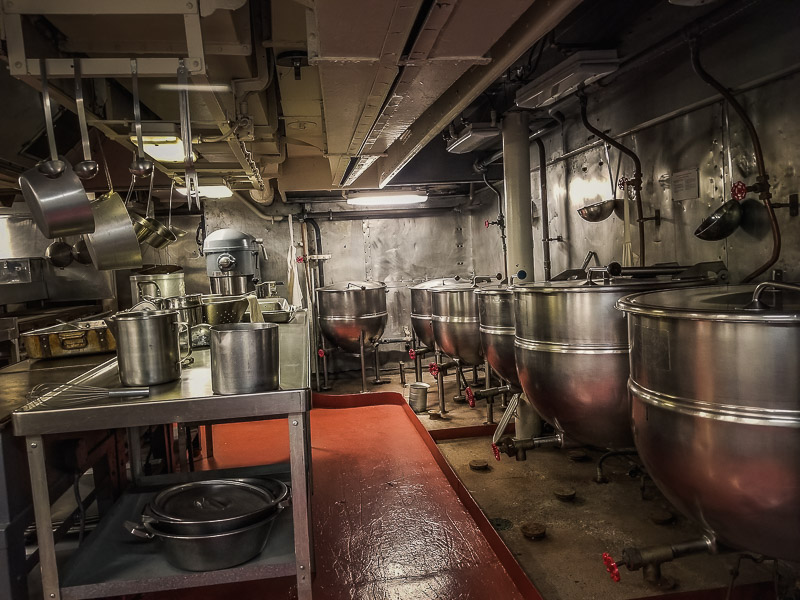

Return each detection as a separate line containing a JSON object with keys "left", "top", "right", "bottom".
{"left": 129, "top": 59, "right": 153, "bottom": 178}
{"left": 73, "top": 59, "right": 98, "bottom": 180}
{"left": 577, "top": 146, "right": 617, "bottom": 222}
{"left": 694, "top": 181, "right": 746, "bottom": 241}
{"left": 36, "top": 59, "right": 66, "bottom": 178}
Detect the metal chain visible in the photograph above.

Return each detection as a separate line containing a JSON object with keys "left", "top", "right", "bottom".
{"left": 237, "top": 137, "right": 265, "bottom": 191}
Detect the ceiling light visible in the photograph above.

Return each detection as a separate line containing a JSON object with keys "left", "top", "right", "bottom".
{"left": 129, "top": 122, "right": 195, "bottom": 163}
{"left": 346, "top": 193, "right": 428, "bottom": 207}
{"left": 176, "top": 177, "right": 233, "bottom": 199}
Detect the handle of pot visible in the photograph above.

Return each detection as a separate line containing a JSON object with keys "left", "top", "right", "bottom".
{"left": 175, "top": 321, "right": 194, "bottom": 366}
{"left": 750, "top": 281, "right": 800, "bottom": 305}
{"left": 123, "top": 520, "right": 154, "bottom": 539}
{"left": 39, "top": 59, "right": 59, "bottom": 165}
{"left": 73, "top": 59, "right": 92, "bottom": 162}
{"left": 584, "top": 266, "right": 611, "bottom": 286}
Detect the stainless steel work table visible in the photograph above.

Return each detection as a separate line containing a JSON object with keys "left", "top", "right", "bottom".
{"left": 12, "top": 311, "right": 313, "bottom": 600}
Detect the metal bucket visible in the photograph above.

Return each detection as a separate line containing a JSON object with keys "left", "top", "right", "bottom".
{"left": 406, "top": 382, "right": 429, "bottom": 413}
{"left": 210, "top": 323, "right": 279, "bottom": 395}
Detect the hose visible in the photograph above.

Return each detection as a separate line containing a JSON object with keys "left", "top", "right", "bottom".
{"left": 690, "top": 39, "right": 780, "bottom": 283}
{"left": 579, "top": 93, "right": 647, "bottom": 266}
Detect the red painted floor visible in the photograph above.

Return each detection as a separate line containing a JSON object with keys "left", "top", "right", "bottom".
{"left": 138, "top": 393, "right": 532, "bottom": 600}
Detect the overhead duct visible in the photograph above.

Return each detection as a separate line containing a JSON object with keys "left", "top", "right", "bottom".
{"left": 502, "top": 112, "right": 534, "bottom": 283}
{"left": 446, "top": 122, "right": 500, "bottom": 154}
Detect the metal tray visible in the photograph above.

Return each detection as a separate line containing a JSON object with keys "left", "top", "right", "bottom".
{"left": 21, "top": 320, "right": 116, "bottom": 360}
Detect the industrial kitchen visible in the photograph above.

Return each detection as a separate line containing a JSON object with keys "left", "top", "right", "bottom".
{"left": 0, "top": 1, "right": 797, "bottom": 599}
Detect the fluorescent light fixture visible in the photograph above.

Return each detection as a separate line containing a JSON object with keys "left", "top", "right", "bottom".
{"left": 129, "top": 122, "right": 195, "bottom": 163}
{"left": 446, "top": 123, "right": 500, "bottom": 154}
{"left": 177, "top": 177, "right": 233, "bottom": 199}
{"left": 515, "top": 50, "right": 619, "bottom": 109}
{"left": 346, "top": 192, "right": 428, "bottom": 206}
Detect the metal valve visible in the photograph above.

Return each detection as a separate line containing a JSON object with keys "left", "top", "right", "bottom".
{"left": 603, "top": 552, "right": 621, "bottom": 582}
{"left": 731, "top": 180, "right": 748, "bottom": 202}
{"left": 465, "top": 386, "right": 475, "bottom": 408}
{"left": 484, "top": 219, "right": 490, "bottom": 229}
{"left": 618, "top": 176, "right": 630, "bottom": 190}
{"left": 317, "top": 348, "right": 325, "bottom": 358}
{"left": 409, "top": 349, "right": 416, "bottom": 360}
{"left": 296, "top": 255, "right": 305, "bottom": 263}
{"left": 428, "top": 362, "right": 439, "bottom": 378}
{"left": 491, "top": 443, "right": 501, "bottom": 461}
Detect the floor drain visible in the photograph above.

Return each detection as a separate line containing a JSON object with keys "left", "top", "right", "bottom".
{"left": 490, "top": 517, "right": 513, "bottom": 531}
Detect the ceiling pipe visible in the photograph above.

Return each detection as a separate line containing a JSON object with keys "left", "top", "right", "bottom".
{"left": 578, "top": 92, "right": 647, "bottom": 266}
{"left": 301, "top": 207, "right": 457, "bottom": 221}
{"left": 502, "top": 111, "right": 535, "bottom": 283}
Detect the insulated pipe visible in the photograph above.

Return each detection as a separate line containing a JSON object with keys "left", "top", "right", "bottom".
{"left": 690, "top": 40, "right": 779, "bottom": 283}
{"left": 534, "top": 137, "right": 552, "bottom": 281}
{"left": 474, "top": 123, "right": 559, "bottom": 172}
{"left": 578, "top": 94, "right": 647, "bottom": 266}
{"left": 304, "top": 217, "right": 325, "bottom": 287}
{"left": 502, "top": 112, "right": 535, "bottom": 283}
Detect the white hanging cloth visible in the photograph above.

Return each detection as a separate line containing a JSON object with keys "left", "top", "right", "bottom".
{"left": 286, "top": 214, "right": 304, "bottom": 307}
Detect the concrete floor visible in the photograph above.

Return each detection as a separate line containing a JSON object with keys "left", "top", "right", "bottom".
{"left": 321, "top": 365, "right": 775, "bottom": 600}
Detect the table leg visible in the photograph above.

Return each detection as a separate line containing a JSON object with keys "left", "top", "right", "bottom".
{"left": 26, "top": 436, "right": 59, "bottom": 600}
{"left": 204, "top": 424, "right": 214, "bottom": 459}
{"left": 288, "top": 412, "right": 313, "bottom": 599}
{"left": 176, "top": 424, "right": 188, "bottom": 473}
{"left": 127, "top": 427, "right": 142, "bottom": 484}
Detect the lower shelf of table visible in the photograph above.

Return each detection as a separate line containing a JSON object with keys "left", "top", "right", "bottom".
{"left": 60, "top": 470, "right": 298, "bottom": 600}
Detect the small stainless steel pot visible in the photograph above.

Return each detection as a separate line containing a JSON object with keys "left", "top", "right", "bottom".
{"left": 106, "top": 310, "right": 191, "bottom": 386}
{"left": 211, "top": 323, "right": 279, "bottom": 394}
{"left": 130, "top": 270, "right": 185, "bottom": 302}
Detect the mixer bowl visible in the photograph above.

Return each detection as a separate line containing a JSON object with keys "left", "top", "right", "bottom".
{"left": 317, "top": 281, "right": 387, "bottom": 353}
{"left": 618, "top": 285, "right": 800, "bottom": 561}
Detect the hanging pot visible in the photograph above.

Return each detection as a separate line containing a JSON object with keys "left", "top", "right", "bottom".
{"left": 45, "top": 239, "right": 73, "bottom": 268}
{"left": 84, "top": 192, "right": 143, "bottom": 270}
{"left": 71, "top": 238, "right": 93, "bottom": 265}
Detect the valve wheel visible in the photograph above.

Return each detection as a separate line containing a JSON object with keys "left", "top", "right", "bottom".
{"left": 491, "top": 443, "right": 501, "bottom": 462}
{"left": 618, "top": 176, "right": 630, "bottom": 190}
{"left": 484, "top": 219, "right": 490, "bottom": 229}
{"left": 409, "top": 349, "right": 416, "bottom": 360}
{"left": 317, "top": 348, "right": 325, "bottom": 358}
{"left": 602, "top": 553, "right": 621, "bottom": 582}
{"left": 428, "top": 362, "right": 439, "bottom": 378}
{"left": 465, "top": 386, "right": 475, "bottom": 408}
{"left": 731, "top": 180, "right": 748, "bottom": 202}
{"left": 296, "top": 256, "right": 305, "bottom": 263}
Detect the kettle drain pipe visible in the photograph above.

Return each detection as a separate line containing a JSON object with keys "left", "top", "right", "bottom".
{"left": 603, "top": 536, "right": 716, "bottom": 589}
{"left": 579, "top": 93, "right": 647, "bottom": 266}
{"left": 690, "top": 40, "right": 779, "bottom": 283}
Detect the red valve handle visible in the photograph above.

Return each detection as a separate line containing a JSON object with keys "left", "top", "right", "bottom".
{"left": 317, "top": 348, "right": 325, "bottom": 358}
{"left": 491, "top": 443, "right": 501, "bottom": 461}
{"left": 731, "top": 180, "right": 747, "bottom": 202}
{"left": 618, "top": 176, "right": 630, "bottom": 190}
{"left": 465, "top": 386, "right": 475, "bottom": 408}
{"left": 428, "top": 362, "right": 439, "bottom": 378}
{"left": 409, "top": 349, "right": 416, "bottom": 360}
{"left": 484, "top": 219, "right": 490, "bottom": 228}
{"left": 603, "top": 553, "right": 621, "bottom": 582}
{"left": 296, "top": 256, "right": 305, "bottom": 263}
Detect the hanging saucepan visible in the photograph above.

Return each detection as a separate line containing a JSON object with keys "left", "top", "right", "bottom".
{"left": 129, "top": 59, "right": 153, "bottom": 178}
{"left": 19, "top": 62, "right": 94, "bottom": 239}
{"left": 45, "top": 238, "right": 73, "bottom": 268}
{"left": 694, "top": 181, "right": 746, "bottom": 241}
{"left": 84, "top": 191, "right": 143, "bottom": 270}
{"left": 142, "top": 171, "right": 177, "bottom": 249}
{"left": 71, "top": 238, "right": 93, "bottom": 265}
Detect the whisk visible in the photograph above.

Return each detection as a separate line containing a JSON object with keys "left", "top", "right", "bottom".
{"left": 23, "top": 383, "right": 150, "bottom": 411}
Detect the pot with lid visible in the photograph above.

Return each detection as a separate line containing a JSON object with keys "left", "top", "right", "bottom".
{"left": 410, "top": 278, "right": 459, "bottom": 348}
{"left": 513, "top": 264, "right": 723, "bottom": 449}
{"left": 431, "top": 281, "right": 486, "bottom": 366}
{"left": 616, "top": 282, "right": 800, "bottom": 562}
{"left": 317, "top": 281, "right": 387, "bottom": 353}
{"left": 476, "top": 285, "right": 519, "bottom": 390}
{"left": 126, "top": 478, "right": 290, "bottom": 571}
